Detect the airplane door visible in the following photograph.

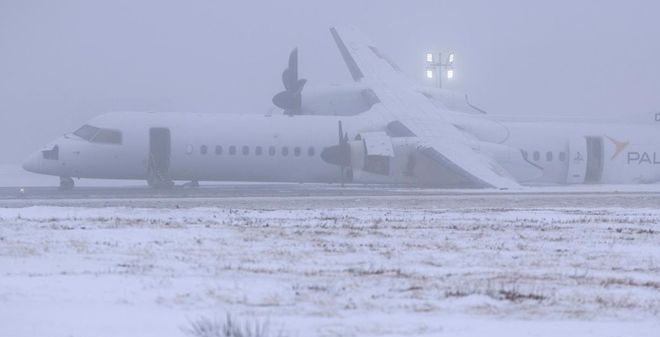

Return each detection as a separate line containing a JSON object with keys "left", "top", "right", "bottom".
{"left": 148, "top": 128, "right": 172, "bottom": 186}
{"left": 584, "top": 136, "right": 604, "bottom": 183}
{"left": 567, "top": 137, "right": 587, "bottom": 184}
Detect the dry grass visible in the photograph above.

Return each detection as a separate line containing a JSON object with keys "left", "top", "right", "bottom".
{"left": 182, "top": 313, "right": 285, "bottom": 337}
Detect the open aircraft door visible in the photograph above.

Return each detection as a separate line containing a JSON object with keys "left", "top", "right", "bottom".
{"left": 147, "top": 128, "right": 173, "bottom": 188}
{"left": 567, "top": 137, "right": 587, "bottom": 184}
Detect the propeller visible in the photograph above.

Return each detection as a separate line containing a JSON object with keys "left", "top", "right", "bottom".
{"left": 272, "top": 48, "right": 307, "bottom": 115}
{"left": 320, "top": 121, "right": 352, "bottom": 186}
{"left": 338, "top": 121, "right": 350, "bottom": 186}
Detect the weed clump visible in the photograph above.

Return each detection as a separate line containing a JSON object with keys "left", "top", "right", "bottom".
{"left": 182, "top": 313, "right": 286, "bottom": 337}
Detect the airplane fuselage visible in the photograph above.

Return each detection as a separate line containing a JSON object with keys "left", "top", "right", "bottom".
{"left": 22, "top": 111, "right": 660, "bottom": 187}
{"left": 24, "top": 112, "right": 367, "bottom": 184}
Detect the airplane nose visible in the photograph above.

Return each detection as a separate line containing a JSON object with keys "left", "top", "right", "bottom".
{"left": 22, "top": 152, "right": 41, "bottom": 173}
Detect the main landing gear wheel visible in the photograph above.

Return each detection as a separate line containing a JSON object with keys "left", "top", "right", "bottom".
{"left": 182, "top": 180, "right": 200, "bottom": 188}
{"left": 59, "top": 177, "right": 74, "bottom": 191}
{"left": 147, "top": 177, "right": 175, "bottom": 189}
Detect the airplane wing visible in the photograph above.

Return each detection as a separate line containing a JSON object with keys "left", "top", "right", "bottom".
{"left": 330, "top": 26, "right": 519, "bottom": 189}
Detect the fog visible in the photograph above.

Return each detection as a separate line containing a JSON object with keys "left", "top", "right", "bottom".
{"left": 2, "top": 0, "right": 660, "bottom": 164}
{"left": 3, "top": 2, "right": 660, "bottom": 334}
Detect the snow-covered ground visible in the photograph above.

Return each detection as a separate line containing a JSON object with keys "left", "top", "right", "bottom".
{"left": 0, "top": 206, "right": 658, "bottom": 336}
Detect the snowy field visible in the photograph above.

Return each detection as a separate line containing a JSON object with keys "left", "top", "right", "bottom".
{"left": 1, "top": 206, "right": 659, "bottom": 337}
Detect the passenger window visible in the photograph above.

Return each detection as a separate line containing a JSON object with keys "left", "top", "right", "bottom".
{"left": 229, "top": 146, "right": 236, "bottom": 155}
{"left": 294, "top": 147, "right": 301, "bottom": 157}
{"left": 559, "top": 152, "right": 567, "bottom": 162}
{"left": 255, "top": 146, "right": 262, "bottom": 156}
{"left": 522, "top": 150, "right": 528, "bottom": 160}
{"left": 242, "top": 146, "right": 249, "bottom": 155}
{"left": 533, "top": 151, "right": 540, "bottom": 161}
{"left": 269, "top": 146, "right": 276, "bottom": 156}
{"left": 215, "top": 145, "right": 222, "bottom": 155}
{"left": 282, "top": 147, "right": 289, "bottom": 156}
{"left": 200, "top": 145, "right": 208, "bottom": 155}
{"left": 308, "top": 147, "right": 315, "bottom": 156}
{"left": 546, "top": 151, "right": 553, "bottom": 161}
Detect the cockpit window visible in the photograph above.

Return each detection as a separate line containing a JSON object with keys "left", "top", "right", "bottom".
{"left": 42, "top": 145, "right": 59, "bottom": 160}
{"left": 74, "top": 125, "right": 100, "bottom": 141}
{"left": 93, "top": 129, "right": 122, "bottom": 144}
{"left": 74, "top": 124, "right": 122, "bottom": 144}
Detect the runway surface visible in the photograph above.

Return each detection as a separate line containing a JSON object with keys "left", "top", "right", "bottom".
{"left": 3, "top": 182, "right": 660, "bottom": 209}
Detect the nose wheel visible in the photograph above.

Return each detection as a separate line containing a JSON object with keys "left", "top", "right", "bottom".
{"left": 59, "top": 177, "right": 75, "bottom": 191}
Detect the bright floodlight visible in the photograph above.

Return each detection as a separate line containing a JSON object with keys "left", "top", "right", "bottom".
{"left": 447, "top": 53, "right": 455, "bottom": 64}
{"left": 426, "top": 69, "right": 434, "bottom": 79}
{"left": 426, "top": 53, "right": 434, "bottom": 63}
{"left": 447, "top": 69, "right": 454, "bottom": 79}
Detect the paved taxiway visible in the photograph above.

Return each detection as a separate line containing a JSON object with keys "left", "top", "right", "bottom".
{"left": 2, "top": 183, "right": 660, "bottom": 209}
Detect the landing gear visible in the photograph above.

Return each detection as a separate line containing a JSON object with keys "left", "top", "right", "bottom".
{"left": 147, "top": 175, "right": 174, "bottom": 189}
{"left": 147, "top": 155, "right": 174, "bottom": 189}
{"left": 182, "top": 180, "right": 200, "bottom": 188}
{"left": 59, "top": 177, "right": 74, "bottom": 191}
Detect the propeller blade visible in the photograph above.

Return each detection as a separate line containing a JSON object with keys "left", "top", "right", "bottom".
{"left": 340, "top": 166, "right": 345, "bottom": 187}
{"left": 272, "top": 91, "right": 296, "bottom": 110}
{"left": 339, "top": 121, "right": 346, "bottom": 187}
{"left": 282, "top": 49, "right": 300, "bottom": 91}
{"left": 288, "top": 48, "right": 298, "bottom": 84}
{"left": 273, "top": 48, "right": 306, "bottom": 114}
{"left": 321, "top": 120, "right": 352, "bottom": 186}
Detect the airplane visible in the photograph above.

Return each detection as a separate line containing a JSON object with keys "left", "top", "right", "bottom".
{"left": 22, "top": 26, "right": 660, "bottom": 190}
{"left": 271, "top": 47, "right": 486, "bottom": 117}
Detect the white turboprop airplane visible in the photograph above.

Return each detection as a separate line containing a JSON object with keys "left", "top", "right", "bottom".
{"left": 23, "top": 27, "right": 660, "bottom": 190}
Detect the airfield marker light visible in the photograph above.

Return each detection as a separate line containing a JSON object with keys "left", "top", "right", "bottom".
{"left": 447, "top": 52, "right": 455, "bottom": 64}
{"left": 425, "top": 51, "right": 455, "bottom": 88}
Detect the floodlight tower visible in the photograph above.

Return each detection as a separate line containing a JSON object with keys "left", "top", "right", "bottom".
{"left": 425, "top": 52, "right": 455, "bottom": 88}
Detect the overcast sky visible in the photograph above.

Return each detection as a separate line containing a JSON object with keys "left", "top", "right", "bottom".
{"left": 2, "top": 0, "right": 660, "bottom": 164}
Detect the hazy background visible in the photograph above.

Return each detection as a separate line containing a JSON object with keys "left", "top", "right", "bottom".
{"left": 2, "top": 0, "right": 660, "bottom": 164}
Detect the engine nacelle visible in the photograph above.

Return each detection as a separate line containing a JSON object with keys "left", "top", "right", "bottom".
{"left": 299, "top": 84, "right": 375, "bottom": 116}
{"left": 284, "top": 84, "right": 490, "bottom": 117}
{"left": 345, "top": 132, "right": 420, "bottom": 184}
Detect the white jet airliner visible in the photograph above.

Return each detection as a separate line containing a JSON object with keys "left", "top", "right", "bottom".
{"left": 23, "top": 27, "right": 660, "bottom": 190}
